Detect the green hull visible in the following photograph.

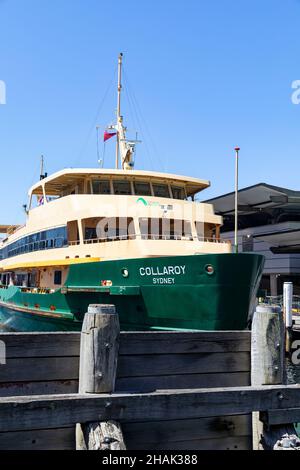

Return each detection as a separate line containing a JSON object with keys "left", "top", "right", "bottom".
{"left": 0, "top": 253, "right": 264, "bottom": 332}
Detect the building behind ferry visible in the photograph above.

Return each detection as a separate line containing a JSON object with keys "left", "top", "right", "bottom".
{"left": 206, "top": 183, "right": 300, "bottom": 296}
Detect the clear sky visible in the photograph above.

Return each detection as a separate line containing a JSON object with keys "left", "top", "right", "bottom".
{"left": 1, "top": 0, "right": 300, "bottom": 223}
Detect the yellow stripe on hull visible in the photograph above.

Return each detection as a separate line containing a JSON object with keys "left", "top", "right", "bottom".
{"left": 0, "top": 257, "right": 101, "bottom": 271}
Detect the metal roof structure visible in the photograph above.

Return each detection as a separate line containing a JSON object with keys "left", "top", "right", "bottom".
{"left": 205, "top": 183, "right": 300, "bottom": 254}
{"left": 204, "top": 183, "right": 300, "bottom": 216}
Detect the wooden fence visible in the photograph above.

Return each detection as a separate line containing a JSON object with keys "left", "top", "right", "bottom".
{"left": 0, "top": 322, "right": 251, "bottom": 449}
{"left": 0, "top": 303, "right": 298, "bottom": 450}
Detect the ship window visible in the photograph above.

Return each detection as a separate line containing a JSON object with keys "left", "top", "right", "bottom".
{"left": 82, "top": 217, "right": 135, "bottom": 242}
{"left": 92, "top": 180, "right": 111, "bottom": 195}
{"left": 54, "top": 270, "right": 62, "bottom": 285}
{"left": 54, "top": 238, "right": 64, "bottom": 248}
{"left": 139, "top": 218, "right": 192, "bottom": 240}
{"left": 46, "top": 239, "right": 54, "bottom": 248}
{"left": 134, "top": 181, "right": 151, "bottom": 196}
{"left": 29, "top": 185, "right": 44, "bottom": 209}
{"left": 113, "top": 180, "right": 132, "bottom": 195}
{"left": 1, "top": 226, "right": 68, "bottom": 260}
{"left": 171, "top": 186, "right": 185, "bottom": 200}
{"left": 152, "top": 184, "right": 170, "bottom": 198}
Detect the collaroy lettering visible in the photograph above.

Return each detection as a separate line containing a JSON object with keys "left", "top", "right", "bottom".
{"left": 139, "top": 265, "right": 186, "bottom": 276}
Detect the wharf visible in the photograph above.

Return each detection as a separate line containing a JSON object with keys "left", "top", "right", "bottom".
{"left": 0, "top": 304, "right": 298, "bottom": 450}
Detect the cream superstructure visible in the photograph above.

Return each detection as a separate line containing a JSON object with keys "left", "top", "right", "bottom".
{"left": 0, "top": 169, "right": 230, "bottom": 284}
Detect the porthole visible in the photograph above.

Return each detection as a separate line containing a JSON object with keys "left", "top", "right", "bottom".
{"left": 122, "top": 268, "right": 129, "bottom": 278}
{"left": 204, "top": 264, "right": 214, "bottom": 275}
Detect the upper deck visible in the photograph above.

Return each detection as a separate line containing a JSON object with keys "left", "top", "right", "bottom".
{"left": 28, "top": 168, "right": 210, "bottom": 203}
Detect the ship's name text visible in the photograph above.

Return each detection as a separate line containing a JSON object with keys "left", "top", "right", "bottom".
{"left": 139, "top": 265, "right": 186, "bottom": 277}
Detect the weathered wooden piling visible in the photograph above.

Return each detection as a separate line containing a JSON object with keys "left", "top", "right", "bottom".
{"left": 251, "top": 304, "right": 299, "bottom": 450}
{"left": 76, "top": 304, "right": 126, "bottom": 450}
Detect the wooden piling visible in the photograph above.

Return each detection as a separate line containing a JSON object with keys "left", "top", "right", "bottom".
{"left": 76, "top": 304, "right": 126, "bottom": 450}
{"left": 251, "top": 304, "right": 297, "bottom": 450}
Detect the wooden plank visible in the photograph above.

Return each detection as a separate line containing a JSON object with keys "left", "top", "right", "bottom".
{"left": 0, "top": 427, "right": 74, "bottom": 450}
{"left": 0, "top": 331, "right": 251, "bottom": 359}
{"left": 126, "top": 436, "right": 251, "bottom": 450}
{"left": 0, "top": 357, "right": 79, "bottom": 383}
{"left": 0, "top": 384, "right": 299, "bottom": 432}
{"left": 0, "top": 425, "right": 252, "bottom": 451}
{"left": 0, "top": 353, "right": 249, "bottom": 384}
{"left": 262, "top": 408, "right": 300, "bottom": 425}
{"left": 122, "top": 414, "right": 251, "bottom": 444}
{"left": 0, "top": 380, "right": 78, "bottom": 397}
{"left": 116, "top": 372, "right": 250, "bottom": 392}
{"left": 119, "top": 331, "right": 251, "bottom": 355}
{"left": 0, "top": 372, "right": 250, "bottom": 397}
{"left": 117, "top": 352, "right": 250, "bottom": 377}
{"left": 0, "top": 332, "right": 80, "bottom": 358}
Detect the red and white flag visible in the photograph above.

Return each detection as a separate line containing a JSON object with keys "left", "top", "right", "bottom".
{"left": 104, "top": 131, "right": 117, "bottom": 142}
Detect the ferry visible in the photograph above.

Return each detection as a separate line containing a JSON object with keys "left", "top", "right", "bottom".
{"left": 0, "top": 54, "right": 264, "bottom": 331}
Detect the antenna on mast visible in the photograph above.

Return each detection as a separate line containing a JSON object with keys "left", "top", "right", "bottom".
{"left": 40, "top": 155, "right": 47, "bottom": 180}
{"left": 107, "top": 53, "right": 140, "bottom": 170}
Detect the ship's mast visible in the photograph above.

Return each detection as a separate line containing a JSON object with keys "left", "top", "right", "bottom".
{"left": 115, "top": 53, "right": 123, "bottom": 169}
{"left": 112, "top": 53, "right": 139, "bottom": 171}
{"left": 39, "top": 155, "right": 47, "bottom": 180}
{"left": 40, "top": 155, "right": 44, "bottom": 180}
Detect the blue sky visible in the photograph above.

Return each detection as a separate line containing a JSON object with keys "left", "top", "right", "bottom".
{"left": 1, "top": 0, "right": 300, "bottom": 223}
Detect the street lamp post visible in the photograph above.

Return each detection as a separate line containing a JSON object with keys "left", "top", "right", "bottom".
{"left": 234, "top": 147, "right": 240, "bottom": 254}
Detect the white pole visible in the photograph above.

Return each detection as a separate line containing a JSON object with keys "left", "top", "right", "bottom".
{"left": 115, "top": 53, "right": 123, "bottom": 169}
{"left": 283, "top": 281, "right": 293, "bottom": 329}
{"left": 234, "top": 147, "right": 240, "bottom": 253}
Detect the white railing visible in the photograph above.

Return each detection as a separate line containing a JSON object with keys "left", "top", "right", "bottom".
{"left": 82, "top": 234, "right": 230, "bottom": 244}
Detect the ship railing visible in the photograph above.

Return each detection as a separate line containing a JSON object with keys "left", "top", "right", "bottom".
{"left": 0, "top": 284, "right": 54, "bottom": 294}
{"left": 19, "top": 287, "right": 55, "bottom": 294}
{"left": 69, "top": 240, "right": 81, "bottom": 246}
{"left": 264, "top": 294, "right": 300, "bottom": 315}
{"left": 82, "top": 234, "right": 231, "bottom": 244}
{"left": 83, "top": 235, "right": 136, "bottom": 244}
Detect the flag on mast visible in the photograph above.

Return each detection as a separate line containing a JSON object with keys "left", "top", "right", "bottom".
{"left": 104, "top": 130, "right": 117, "bottom": 142}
